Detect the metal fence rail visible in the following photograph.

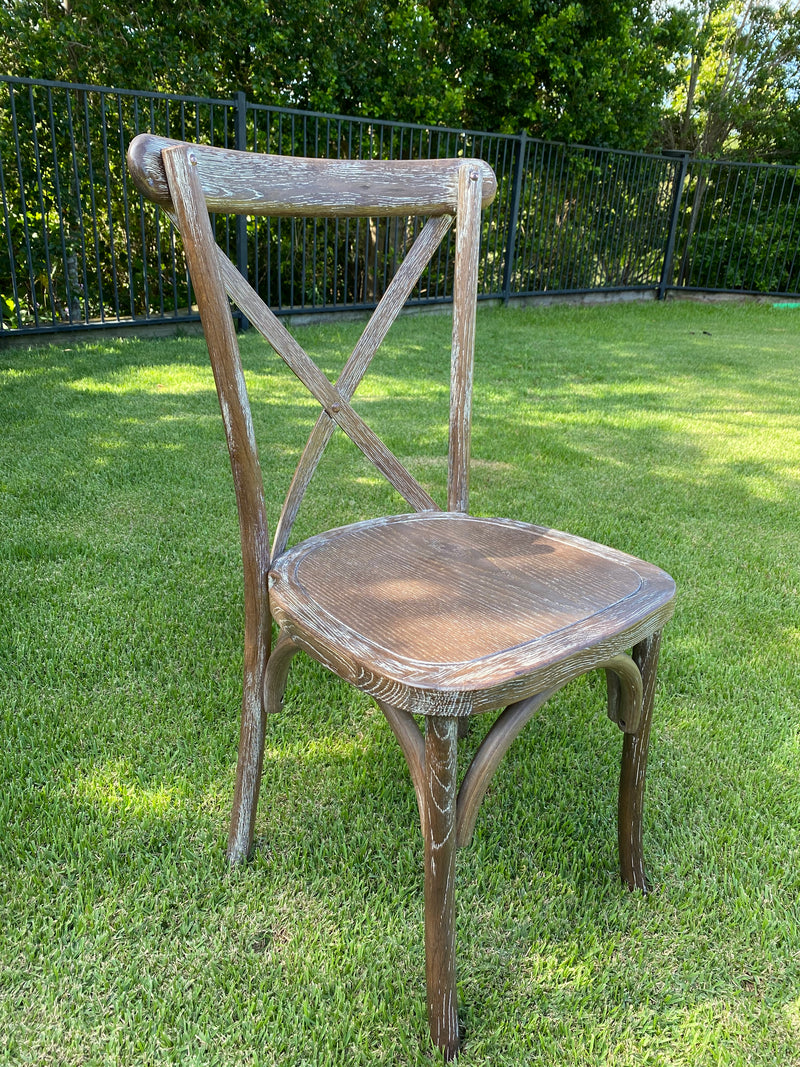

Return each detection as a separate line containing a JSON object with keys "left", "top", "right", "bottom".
{"left": 506, "top": 135, "right": 681, "bottom": 298}
{"left": 2, "top": 75, "right": 800, "bottom": 339}
{"left": 677, "top": 157, "right": 800, "bottom": 297}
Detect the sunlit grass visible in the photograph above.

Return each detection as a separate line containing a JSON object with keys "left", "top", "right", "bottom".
{"left": 1, "top": 300, "right": 799, "bottom": 1064}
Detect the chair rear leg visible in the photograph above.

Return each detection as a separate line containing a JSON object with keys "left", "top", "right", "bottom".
{"left": 227, "top": 633, "right": 297, "bottom": 864}
{"left": 618, "top": 631, "right": 662, "bottom": 893}
{"left": 424, "top": 715, "right": 460, "bottom": 1059}
{"left": 227, "top": 682, "right": 266, "bottom": 864}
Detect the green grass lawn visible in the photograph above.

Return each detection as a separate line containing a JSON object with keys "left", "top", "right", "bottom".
{"left": 1, "top": 300, "right": 799, "bottom": 1065}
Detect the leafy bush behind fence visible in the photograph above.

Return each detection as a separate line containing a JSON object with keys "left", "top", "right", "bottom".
{"left": 3, "top": 76, "right": 800, "bottom": 337}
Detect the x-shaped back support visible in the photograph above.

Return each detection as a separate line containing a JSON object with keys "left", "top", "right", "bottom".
{"left": 159, "top": 143, "right": 486, "bottom": 559}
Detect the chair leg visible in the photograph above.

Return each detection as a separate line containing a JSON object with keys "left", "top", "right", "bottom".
{"left": 227, "top": 681, "right": 266, "bottom": 864}
{"left": 227, "top": 632, "right": 296, "bottom": 864}
{"left": 424, "top": 715, "right": 460, "bottom": 1060}
{"left": 618, "top": 631, "right": 662, "bottom": 893}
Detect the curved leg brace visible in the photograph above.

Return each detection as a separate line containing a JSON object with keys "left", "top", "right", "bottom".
{"left": 456, "top": 688, "right": 559, "bottom": 847}
{"left": 227, "top": 631, "right": 298, "bottom": 864}
{"left": 377, "top": 699, "right": 426, "bottom": 830}
{"left": 458, "top": 655, "right": 642, "bottom": 849}
{"left": 378, "top": 645, "right": 658, "bottom": 1055}
{"left": 618, "top": 631, "right": 662, "bottom": 893}
{"left": 604, "top": 653, "right": 644, "bottom": 733}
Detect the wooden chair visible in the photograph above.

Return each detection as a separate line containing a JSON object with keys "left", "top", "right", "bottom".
{"left": 127, "top": 135, "right": 676, "bottom": 1059}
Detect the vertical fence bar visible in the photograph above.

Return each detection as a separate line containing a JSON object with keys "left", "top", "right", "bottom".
{"left": 0, "top": 86, "right": 23, "bottom": 330}
{"left": 515, "top": 137, "right": 538, "bottom": 293}
{"left": 118, "top": 94, "right": 137, "bottom": 319}
{"left": 234, "top": 90, "right": 249, "bottom": 329}
{"left": 576, "top": 150, "right": 601, "bottom": 290}
{"left": 28, "top": 84, "right": 59, "bottom": 325}
{"left": 81, "top": 88, "right": 106, "bottom": 322}
{"left": 579, "top": 147, "right": 601, "bottom": 290}
{"left": 709, "top": 163, "right": 737, "bottom": 289}
{"left": 9, "top": 85, "right": 41, "bottom": 327}
{"left": 781, "top": 175, "right": 800, "bottom": 289}
{"left": 644, "top": 157, "right": 667, "bottom": 280}
{"left": 45, "top": 87, "right": 71, "bottom": 323}
{"left": 760, "top": 168, "right": 791, "bottom": 291}
{"left": 99, "top": 93, "right": 122, "bottom": 321}
{"left": 501, "top": 131, "right": 527, "bottom": 303}
{"left": 658, "top": 150, "right": 690, "bottom": 300}
{"left": 65, "top": 89, "right": 90, "bottom": 322}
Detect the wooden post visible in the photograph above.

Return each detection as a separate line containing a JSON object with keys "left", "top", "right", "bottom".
{"left": 448, "top": 163, "right": 483, "bottom": 515}
{"left": 160, "top": 146, "right": 271, "bottom": 864}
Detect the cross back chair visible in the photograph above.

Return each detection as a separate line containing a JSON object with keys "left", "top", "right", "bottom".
{"left": 127, "top": 134, "right": 676, "bottom": 1059}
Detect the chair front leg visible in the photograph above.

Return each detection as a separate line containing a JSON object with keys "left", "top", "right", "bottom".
{"left": 618, "top": 631, "right": 662, "bottom": 893}
{"left": 424, "top": 715, "right": 460, "bottom": 1059}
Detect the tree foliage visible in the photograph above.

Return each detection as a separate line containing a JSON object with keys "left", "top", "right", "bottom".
{"left": 661, "top": 1, "right": 800, "bottom": 160}
{"left": 1, "top": 0, "right": 682, "bottom": 150}
{"left": 2, "top": 0, "right": 798, "bottom": 159}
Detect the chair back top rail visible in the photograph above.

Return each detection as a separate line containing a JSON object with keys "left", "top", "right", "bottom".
{"left": 127, "top": 134, "right": 497, "bottom": 217}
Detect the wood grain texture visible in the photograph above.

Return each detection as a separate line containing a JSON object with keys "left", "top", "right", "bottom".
{"left": 213, "top": 249, "right": 439, "bottom": 515}
{"left": 160, "top": 147, "right": 271, "bottom": 866}
{"left": 448, "top": 165, "right": 482, "bottom": 514}
{"left": 379, "top": 651, "right": 643, "bottom": 856}
{"left": 269, "top": 512, "right": 675, "bottom": 715}
{"left": 424, "top": 716, "right": 460, "bottom": 1059}
{"left": 128, "top": 134, "right": 497, "bottom": 217}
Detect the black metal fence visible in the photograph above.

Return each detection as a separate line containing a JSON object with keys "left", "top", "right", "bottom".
{"left": 675, "top": 158, "right": 800, "bottom": 296}
{"left": 3, "top": 75, "right": 800, "bottom": 339}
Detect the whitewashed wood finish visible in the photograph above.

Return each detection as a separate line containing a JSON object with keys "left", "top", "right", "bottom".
{"left": 160, "top": 147, "right": 271, "bottom": 865}
{"left": 213, "top": 248, "right": 439, "bottom": 515}
{"left": 269, "top": 512, "right": 675, "bottom": 716}
{"left": 424, "top": 716, "right": 460, "bottom": 1059}
{"left": 448, "top": 165, "right": 482, "bottom": 514}
{"left": 127, "top": 136, "right": 676, "bottom": 1059}
{"left": 128, "top": 134, "right": 497, "bottom": 217}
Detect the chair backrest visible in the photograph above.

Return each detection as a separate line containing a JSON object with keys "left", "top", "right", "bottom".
{"left": 126, "top": 135, "right": 497, "bottom": 562}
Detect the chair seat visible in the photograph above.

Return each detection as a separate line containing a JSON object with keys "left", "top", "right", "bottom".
{"left": 269, "top": 512, "right": 676, "bottom": 715}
